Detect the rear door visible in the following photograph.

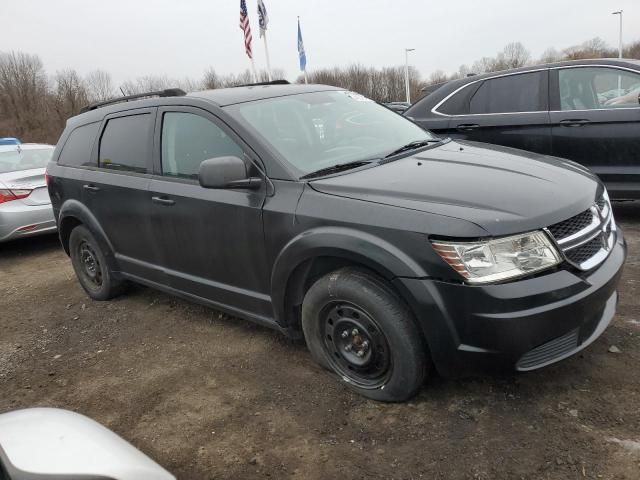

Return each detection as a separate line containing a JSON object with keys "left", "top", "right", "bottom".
{"left": 148, "top": 106, "right": 272, "bottom": 318}
{"left": 549, "top": 66, "right": 640, "bottom": 197}
{"left": 438, "top": 70, "right": 552, "bottom": 154}
{"left": 84, "top": 108, "right": 161, "bottom": 281}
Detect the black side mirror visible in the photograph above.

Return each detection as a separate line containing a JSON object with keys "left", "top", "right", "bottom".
{"left": 198, "top": 156, "right": 262, "bottom": 190}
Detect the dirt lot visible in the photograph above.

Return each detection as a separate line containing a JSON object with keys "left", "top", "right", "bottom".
{"left": 1, "top": 204, "right": 639, "bottom": 480}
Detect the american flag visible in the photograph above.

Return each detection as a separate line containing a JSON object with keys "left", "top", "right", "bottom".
{"left": 240, "top": 0, "right": 253, "bottom": 59}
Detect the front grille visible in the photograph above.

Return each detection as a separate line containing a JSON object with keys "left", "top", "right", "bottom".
{"left": 564, "top": 237, "right": 603, "bottom": 265}
{"left": 547, "top": 209, "right": 593, "bottom": 239}
{"left": 546, "top": 193, "right": 615, "bottom": 271}
{"left": 516, "top": 328, "right": 579, "bottom": 371}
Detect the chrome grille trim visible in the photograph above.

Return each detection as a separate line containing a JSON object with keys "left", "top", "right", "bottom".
{"left": 546, "top": 192, "right": 615, "bottom": 271}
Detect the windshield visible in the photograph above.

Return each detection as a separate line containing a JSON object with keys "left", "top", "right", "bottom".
{"left": 0, "top": 147, "right": 54, "bottom": 173}
{"left": 227, "top": 90, "right": 438, "bottom": 176}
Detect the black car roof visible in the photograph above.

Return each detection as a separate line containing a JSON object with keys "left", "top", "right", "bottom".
{"left": 188, "top": 83, "right": 343, "bottom": 106}
{"left": 408, "top": 58, "right": 640, "bottom": 115}
{"left": 67, "top": 83, "right": 344, "bottom": 127}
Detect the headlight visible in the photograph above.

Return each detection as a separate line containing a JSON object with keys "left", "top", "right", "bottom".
{"left": 432, "top": 231, "right": 562, "bottom": 284}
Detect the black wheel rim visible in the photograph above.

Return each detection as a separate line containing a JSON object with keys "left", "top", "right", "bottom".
{"left": 78, "top": 241, "right": 103, "bottom": 288}
{"left": 320, "top": 302, "right": 392, "bottom": 389}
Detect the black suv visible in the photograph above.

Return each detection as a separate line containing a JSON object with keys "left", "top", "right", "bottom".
{"left": 47, "top": 84, "right": 626, "bottom": 402}
{"left": 405, "top": 59, "right": 640, "bottom": 199}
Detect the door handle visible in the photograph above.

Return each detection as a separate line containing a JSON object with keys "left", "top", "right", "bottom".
{"left": 456, "top": 124, "right": 480, "bottom": 132}
{"left": 83, "top": 184, "right": 100, "bottom": 192}
{"left": 151, "top": 196, "right": 175, "bottom": 206}
{"left": 559, "top": 119, "right": 591, "bottom": 127}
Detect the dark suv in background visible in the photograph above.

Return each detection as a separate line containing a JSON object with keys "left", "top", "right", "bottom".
{"left": 47, "top": 83, "right": 625, "bottom": 402}
{"left": 405, "top": 59, "right": 640, "bottom": 199}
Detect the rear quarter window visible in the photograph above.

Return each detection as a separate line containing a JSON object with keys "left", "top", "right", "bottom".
{"left": 436, "top": 82, "right": 482, "bottom": 115}
{"left": 58, "top": 122, "right": 100, "bottom": 167}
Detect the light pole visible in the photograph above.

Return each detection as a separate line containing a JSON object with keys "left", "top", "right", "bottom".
{"left": 404, "top": 48, "right": 415, "bottom": 103}
{"left": 612, "top": 10, "right": 623, "bottom": 58}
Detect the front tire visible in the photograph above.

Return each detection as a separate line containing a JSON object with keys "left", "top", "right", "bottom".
{"left": 302, "top": 268, "right": 429, "bottom": 402}
{"left": 69, "top": 225, "right": 125, "bottom": 301}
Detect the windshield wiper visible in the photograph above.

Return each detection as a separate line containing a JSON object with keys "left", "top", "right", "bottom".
{"left": 300, "top": 159, "right": 377, "bottom": 179}
{"left": 383, "top": 139, "right": 441, "bottom": 159}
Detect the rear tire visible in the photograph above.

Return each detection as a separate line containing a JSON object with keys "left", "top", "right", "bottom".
{"left": 302, "top": 268, "right": 430, "bottom": 402}
{"left": 69, "top": 225, "right": 125, "bottom": 301}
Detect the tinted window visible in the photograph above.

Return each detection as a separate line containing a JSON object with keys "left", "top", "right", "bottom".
{"left": 470, "top": 72, "right": 543, "bottom": 114}
{"left": 161, "top": 112, "right": 244, "bottom": 179}
{"left": 58, "top": 122, "right": 100, "bottom": 167}
{"left": 99, "top": 114, "right": 151, "bottom": 173}
{"left": 559, "top": 67, "right": 640, "bottom": 111}
{"left": 437, "top": 83, "right": 481, "bottom": 115}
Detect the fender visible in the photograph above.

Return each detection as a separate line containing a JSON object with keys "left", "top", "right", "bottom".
{"left": 270, "top": 226, "right": 429, "bottom": 327}
{"left": 57, "top": 199, "right": 115, "bottom": 266}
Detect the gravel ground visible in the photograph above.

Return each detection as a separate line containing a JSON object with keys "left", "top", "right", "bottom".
{"left": 1, "top": 203, "right": 639, "bottom": 480}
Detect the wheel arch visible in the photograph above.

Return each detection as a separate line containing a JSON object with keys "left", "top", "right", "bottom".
{"left": 58, "top": 200, "right": 114, "bottom": 261}
{"left": 271, "top": 227, "right": 430, "bottom": 335}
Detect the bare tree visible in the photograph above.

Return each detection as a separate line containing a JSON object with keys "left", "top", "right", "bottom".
{"left": 501, "top": 42, "right": 531, "bottom": 69}
{"left": 120, "top": 75, "right": 174, "bottom": 95}
{"left": 539, "top": 47, "right": 563, "bottom": 64}
{"left": 85, "top": 70, "right": 114, "bottom": 102}
{"left": 52, "top": 69, "right": 88, "bottom": 119}
{"left": 564, "top": 37, "right": 613, "bottom": 60}
{"left": 202, "top": 68, "right": 222, "bottom": 89}
{"left": 625, "top": 40, "right": 640, "bottom": 59}
{"left": 0, "top": 51, "right": 50, "bottom": 141}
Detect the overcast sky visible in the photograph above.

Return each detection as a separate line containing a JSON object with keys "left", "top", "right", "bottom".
{"left": 2, "top": 0, "right": 638, "bottom": 85}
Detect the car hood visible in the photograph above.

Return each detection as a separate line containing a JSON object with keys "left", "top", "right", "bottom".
{"left": 309, "top": 140, "right": 603, "bottom": 237}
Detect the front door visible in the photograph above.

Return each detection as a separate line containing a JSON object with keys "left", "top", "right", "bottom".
{"left": 148, "top": 107, "right": 272, "bottom": 319}
{"left": 550, "top": 66, "right": 640, "bottom": 198}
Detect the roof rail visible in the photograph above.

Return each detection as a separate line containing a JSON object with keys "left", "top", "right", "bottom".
{"left": 233, "top": 79, "right": 290, "bottom": 88}
{"left": 79, "top": 88, "right": 187, "bottom": 114}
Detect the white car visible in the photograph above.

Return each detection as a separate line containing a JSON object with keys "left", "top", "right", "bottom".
{"left": 0, "top": 408, "right": 175, "bottom": 479}
{"left": 0, "top": 143, "right": 56, "bottom": 242}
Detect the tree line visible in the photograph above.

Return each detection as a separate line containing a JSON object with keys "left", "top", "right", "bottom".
{"left": 1, "top": 36, "right": 638, "bottom": 144}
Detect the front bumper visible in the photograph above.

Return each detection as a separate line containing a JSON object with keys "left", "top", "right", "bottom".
{"left": 395, "top": 229, "right": 627, "bottom": 377}
{"left": 0, "top": 201, "right": 56, "bottom": 242}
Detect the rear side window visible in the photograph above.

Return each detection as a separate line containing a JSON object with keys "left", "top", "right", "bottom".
{"left": 161, "top": 112, "right": 243, "bottom": 179}
{"left": 58, "top": 122, "right": 100, "bottom": 167}
{"left": 470, "top": 72, "right": 544, "bottom": 114}
{"left": 99, "top": 114, "right": 151, "bottom": 173}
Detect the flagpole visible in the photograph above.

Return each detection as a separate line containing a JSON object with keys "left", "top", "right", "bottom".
{"left": 250, "top": 57, "right": 259, "bottom": 83}
{"left": 262, "top": 31, "right": 273, "bottom": 81}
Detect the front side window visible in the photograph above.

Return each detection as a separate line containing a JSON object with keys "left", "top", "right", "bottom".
{"left": 0, "top": 146, "right": 54, "bottom": 173}
{"left": 99, "top": 114, "right": 151, "bottom": 173}
{"left": 559, "top": 67, "right": 640, "bottom": 111}
{"left": 161, "top": 112, "right": 244, "bottom": 179}
{"left": 227, "top": 90, "right": 438, "bottom": 176}
{"left": 470, "top": 72, "right": 544, "bottom": 114}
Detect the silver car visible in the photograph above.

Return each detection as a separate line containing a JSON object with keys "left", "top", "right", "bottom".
{"left": 0, "top": 143, "right": 56, "bottom": 242}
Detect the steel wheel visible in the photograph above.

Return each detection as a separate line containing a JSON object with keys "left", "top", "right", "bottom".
{"left": 78, "top": 240, "right": 103, "bottom": 288}
{"left": 321, "top": 302, "right": 392, "bottom": 389}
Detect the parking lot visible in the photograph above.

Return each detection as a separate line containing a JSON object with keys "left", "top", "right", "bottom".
{"left": 0, "top": 203, "right": 638, "bottom": 479}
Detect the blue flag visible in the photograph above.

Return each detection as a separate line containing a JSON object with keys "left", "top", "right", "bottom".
{"left": 297, "top": 18, "right": 306, "bottom": 71}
